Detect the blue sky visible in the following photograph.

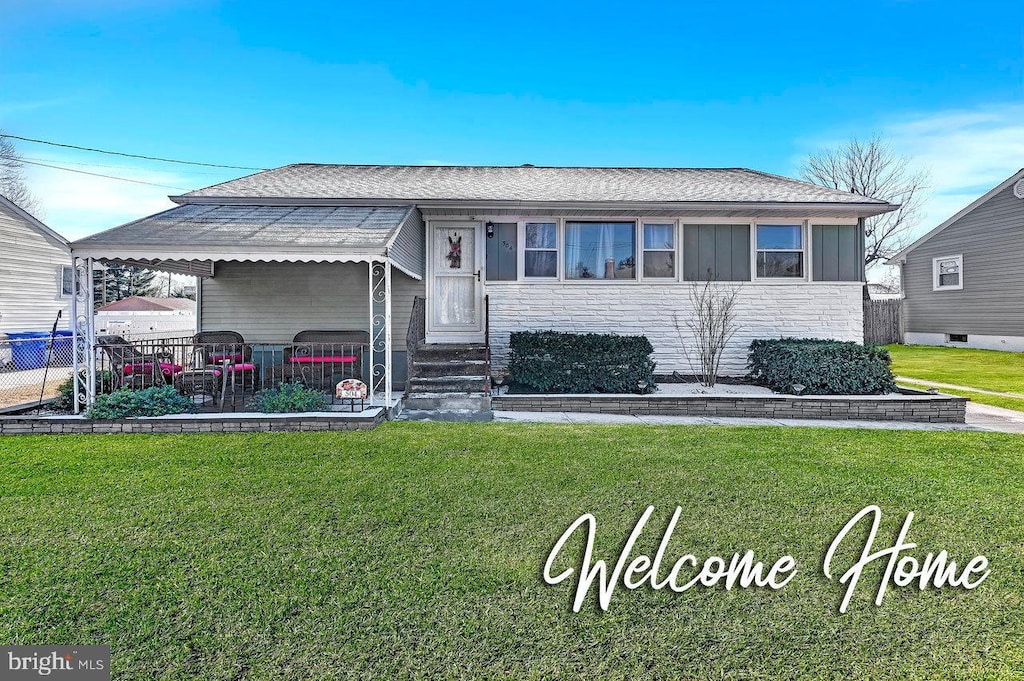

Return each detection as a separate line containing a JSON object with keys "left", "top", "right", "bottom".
{"left": 2, "top": 0, "right": 1022, "bottom": 246}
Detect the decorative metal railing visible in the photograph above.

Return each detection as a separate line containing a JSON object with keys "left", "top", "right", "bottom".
{"left": 61, "top": 256, "right": 395, "bottom": 414}
{"left": 59, "top": 337, "right": 369, "bottom": 413}
{"left": 484, "top": 294, "right": 492, "bottom": 389}
{"left": 405, "top": 296, "right": 426, "bottom": 389}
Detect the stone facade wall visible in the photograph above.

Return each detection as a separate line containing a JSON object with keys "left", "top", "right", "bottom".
{"left": 0, "top": 412, "right": 385, "bottom": 436}
{"left": 485, "top": 282, "right": 864, "bottom": 376}
{"left": 491, "top": 394, "right": 967, "bottom": 423}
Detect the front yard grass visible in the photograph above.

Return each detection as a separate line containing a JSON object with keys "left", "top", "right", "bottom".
{"left": 887, "top": 343, "right": 1024, "bottom": 411}
{"left": 1, "top": 423, "right": 1023, "bottom": 679}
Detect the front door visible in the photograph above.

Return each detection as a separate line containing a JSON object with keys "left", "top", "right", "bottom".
{"left": 427, "top": 222, "right": 484, "bottom": 343}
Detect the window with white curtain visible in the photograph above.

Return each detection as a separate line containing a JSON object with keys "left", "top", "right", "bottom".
{"left": 524, "top": 222, "right": 558, "bottom": 278}
{"left": 642, "top": 223, "right": 675, "bottom": 278}
{"left": 932, "top": 254, "right": 963, "bottom": 290}
{"left": 564, "top": 221, "right": 636, "bottom": 280}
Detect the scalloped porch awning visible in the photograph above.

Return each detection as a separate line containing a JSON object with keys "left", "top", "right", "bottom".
{"left": 70, "top": 204, "right": 424, "bottom": 279}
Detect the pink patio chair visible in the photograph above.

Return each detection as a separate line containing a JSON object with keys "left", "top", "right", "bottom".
{"left": 192, "top": 330, "right": 259, "bottom": 392}
{"left": 96, "top": 335, "right": 183, "bottom": 389}
{"left": 268, "top": 330, "right": 368, "bottom": 390}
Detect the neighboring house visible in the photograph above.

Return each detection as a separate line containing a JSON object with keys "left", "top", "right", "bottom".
{"left": 889, "top": 168, "right": 1024, "bottom": 352}
{"left": 0, "top": 195, "right": 71, "bottom": 336}
{"left": 96, "top": 296, "right": 197, "bottom": 339}
{"left": 70, "top": 164, "right": 896, "bottom": 405}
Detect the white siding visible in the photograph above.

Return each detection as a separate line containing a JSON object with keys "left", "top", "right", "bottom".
{"left": 0, "top": 203, "right": 71, "bottom": 334}
{"left": 199, "top": 261, "right": 423, "bottom": 343}
{"left": 486, "top": 282, "right": 864, "bottom": 376}
{"left": 390, "top": 208, "right": 425, "bottom": 278}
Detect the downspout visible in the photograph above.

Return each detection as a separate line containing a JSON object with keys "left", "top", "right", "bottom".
{"left": 858, "top": 217, "right": 869, "bottom": 301}
{"left": 195, "top": 277, "right": 203, "bottom": 334}
{"left": 70, "top": 254, "right": 80, "bottom": 414}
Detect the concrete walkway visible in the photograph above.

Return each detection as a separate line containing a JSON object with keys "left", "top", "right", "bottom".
{"left": 897, "top": 376, "right": 1024, "bottom": 399}
{"left": 893, "top": 376, "right": 1024, "bottom": 433}
{"left": 493, "top": 406, "right": 1024, "bottom": 434}
{"left": 493, "top": 410, "right": 982, "bottom": 431}
{"left": 964, "top": 403, "right": 1024, "bottom": 434}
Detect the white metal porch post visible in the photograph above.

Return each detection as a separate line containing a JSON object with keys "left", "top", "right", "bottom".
{"left": 367, "top": 258, "right": 392, "bottom": 410}
{"left": 384, "top": 260, "right": 392, "bottom": 408}
{"left": 70, "top": 256, "right": 96, "bottom": 413}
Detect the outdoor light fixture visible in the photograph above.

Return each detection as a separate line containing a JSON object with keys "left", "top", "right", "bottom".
{"left": 486, "top": 221, "right": 495, "bottom": 238}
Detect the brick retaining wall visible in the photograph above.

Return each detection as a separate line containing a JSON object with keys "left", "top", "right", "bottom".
{"left": 0, "top": 410, "right": 386, "bottom": 435}
{"left": 492, "top": 392, "right": 967, "bottom": 423}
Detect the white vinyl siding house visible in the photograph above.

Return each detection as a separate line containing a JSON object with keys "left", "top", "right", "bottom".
{"left": 71, "top": 163, "right": 894, "bottom": 395}
{"left": 0, "top": 196, "right": 71, "bottom": 335}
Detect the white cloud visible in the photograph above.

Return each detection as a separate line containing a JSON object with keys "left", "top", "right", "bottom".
{"left": 882, "top": 103, "right": 1024, "bottom": 237}
{"left": 20, "top": 155, "right": 222, "bottom": 240}
{"left": 799, "top": 102, "right": 1024, "bottom": 240}
{"left": 800, "top": 102, "right": 1024, "bottom": 283}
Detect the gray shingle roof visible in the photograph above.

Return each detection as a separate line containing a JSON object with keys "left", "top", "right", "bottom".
{"left": 178, "top": 164, "right": 889, "bottom": 205}
{"left": 75, "top": 204, "right": 412, "bottom": 249}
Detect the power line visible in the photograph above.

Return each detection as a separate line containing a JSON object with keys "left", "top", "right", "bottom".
{"left": 21, "top": 155, "right": 225, "bottom": 176}
{"left": 0, "top": 133, "right": 266, "bottom": 171}
{"left": 19, "top": 159, "right": 190, "bottom": 191}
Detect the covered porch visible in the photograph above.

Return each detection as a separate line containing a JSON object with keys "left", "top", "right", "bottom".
{"left": 68, "top": 204, "right": 426, "bottom": 415}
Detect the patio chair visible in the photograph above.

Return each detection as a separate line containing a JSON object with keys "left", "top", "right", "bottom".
{"left": 96, "top": 335, "right": 183, "bottom": 389}
{"left": 267, "top": 330, "right": 369, "bottom": 390}
{"left": 192, "top": 330, "right": 259, "bottom": 392}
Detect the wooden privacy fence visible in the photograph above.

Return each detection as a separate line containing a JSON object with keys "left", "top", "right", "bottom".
{"left": 864, "top": 299, "right": 903, "bottom": 345}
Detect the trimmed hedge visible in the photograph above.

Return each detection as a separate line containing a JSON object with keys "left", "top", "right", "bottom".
{"left": 509, "top": 331, "right": 656, "bottom": 394}
{"left": 747, "top": 338, "right": 897, "bottom": 395}
{"left": 86, "top": 385, "right": 198, "bottom": 419}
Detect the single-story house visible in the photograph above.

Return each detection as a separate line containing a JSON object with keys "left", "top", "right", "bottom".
{"left": 0, "top": 195, "right": 71, "bottom": 337}
{"left": 889, "top": 168, "right": 1024, "bottom": 351}
{"left": 69, "top": 164, "right": 896, "bottom": 409}
{"left": 95, "top": 296, "right": 197, "bottom": 339}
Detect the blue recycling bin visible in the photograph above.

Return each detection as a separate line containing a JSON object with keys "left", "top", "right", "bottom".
{"left": 7, "top": 331, "right": 48, "bottom": 370}
{"left": 52, "top": 330, "right": 74, "bottom": 366}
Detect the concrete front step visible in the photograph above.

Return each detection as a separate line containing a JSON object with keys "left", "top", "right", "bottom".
{"left": 407, "top": 375, "right": 489, "bottom": 393}
{"left": 413, "top": 343, "right": 488, "bottom": 361}
{"left": 403, "top": 392, "right": 492, "bottom": 411}
{"left": 411, "top": 359, "right": 488, "bottom": 378}
{"left": 406, "top": 341, "right": 491, "bottom": 411}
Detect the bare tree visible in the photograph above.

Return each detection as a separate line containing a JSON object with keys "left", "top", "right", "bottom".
{"left": 801, "top": 135, "right": 928, "bottom": 268}
{"left": 674, "top": 279, "right": 741, "bottom": 387}
{"left": 0, "top": 133, "right": 41, "bottom": 215}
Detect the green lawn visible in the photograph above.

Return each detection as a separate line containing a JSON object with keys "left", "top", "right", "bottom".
{"left": 1, "top": 424, "right": 1023, "bottom": 679}
{"left": 887, "top": 344, "right": 1024, "bottom": 411}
